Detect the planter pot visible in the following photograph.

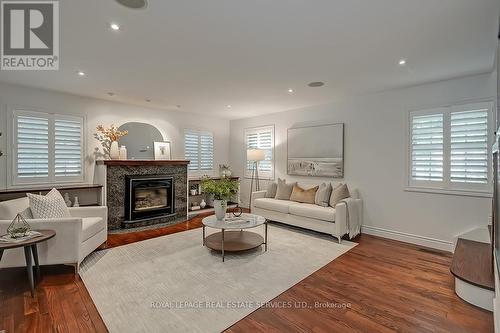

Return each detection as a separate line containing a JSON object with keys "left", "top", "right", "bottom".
{"left": 110, "top": 141, "right": 120, "bottom": 159}
{"left": 214, "top": 199, "right": 227, "bottom": 220}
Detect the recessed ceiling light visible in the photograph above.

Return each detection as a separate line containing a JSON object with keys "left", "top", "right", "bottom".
{"left": 116, "top": 0, "right": 147, "bottom": 9}
{"left": 107, "top": 92, "right": 115, "bottom": 96}
{"left": 398, "top": 59, "right": 407, "bottom": 66}
{"left": 288, "top": 89, "right": 294, "bottom": 93}
{"left": 110, "top": 23, "right": 120, "bottom": 31}
{"left": 227, "top": 105, "right": 232, "bottom": 108}
{"left": 176, "top": 105, "right": 182, "bottom": 108}
{"left": 308, "top": 81, "right": 324, "bottom": 87}
{"left": 145, "top": 98, "right": 151, "bottom": 102}
{"left": 77, "top": 71, "right": 86, "bottom": 76}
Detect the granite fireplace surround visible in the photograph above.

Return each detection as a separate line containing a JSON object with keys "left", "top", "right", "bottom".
{"left": 95, "top": 160, "right": 189, "bottom": 230}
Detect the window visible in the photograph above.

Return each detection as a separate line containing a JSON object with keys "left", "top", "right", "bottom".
{"left": 408, "top": 102, "right": 492, "bottom": 193}
{"left": 245, "top": 125, "right": 274, "bottom": 179}
{"left": 12, "top": 110, "right": 84, "bottom": 185}
{"left": 184, "top": 129, "right": 214, "bottom": 175}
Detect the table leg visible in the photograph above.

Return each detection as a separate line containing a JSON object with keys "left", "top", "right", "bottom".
{"left": 222, "top": 230, "right": 225, "bottom": 262}
{"left": 24, "top": 246, "right": 34, "bottom": 297}
{"left": 31, "top": 244, "right": 40, "bottom": 278}
{"left": 202, "top": 225, "right": 205, "bottom": 246}
{"left": 265, "top": 221, "right": 268, "bottom": 251}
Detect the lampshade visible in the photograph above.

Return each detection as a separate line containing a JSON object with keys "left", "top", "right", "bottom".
{"left": 247, "top": 149, "right": 265, "bottom": 161}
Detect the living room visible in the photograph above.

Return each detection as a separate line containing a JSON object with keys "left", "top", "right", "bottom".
{"left": 0, "top": 0, "right": 499, "bottom": 332}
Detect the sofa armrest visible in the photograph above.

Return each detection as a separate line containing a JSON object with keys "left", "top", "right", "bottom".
{"left": 251, "top": 191, "right": 267, "bottom": 209}
{"left": 335, "top": 198, "right": 362, "bottom": 238}
{"left": 0, "top": 218, "right": 83, "bottom": 266}
{"left": 69, "top": 206, "right": 107, "bottom": 221}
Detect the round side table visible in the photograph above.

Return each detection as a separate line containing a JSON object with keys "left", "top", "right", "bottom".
{"left": 0, "top": 230, "right": 56, "bottom": 297}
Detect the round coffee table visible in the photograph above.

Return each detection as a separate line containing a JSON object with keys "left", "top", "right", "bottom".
{"left": 0, "top": 230, "right": 56, "bottom": 297}
{"left": 202, "top": 213, "right": 267, "bottom": 262}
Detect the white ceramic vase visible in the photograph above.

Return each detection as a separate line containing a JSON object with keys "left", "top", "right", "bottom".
{"left": 200, "top": 199, "right": 206, "bottom": 209}
{"left": 110, "top": 141, "right": 120, "bottom": 159}
{"left": 119, "top": 145, "right": 127, "bottom": 160}
{"left": 214, "top": 199, "right": 227, "bottom": 220}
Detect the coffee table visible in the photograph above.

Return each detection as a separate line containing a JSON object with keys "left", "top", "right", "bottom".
{"left": 0, "top": 230, "right": 56, "bottom": 297}
{"left": 202, "top": 213, "right": 267, "bottom": 262}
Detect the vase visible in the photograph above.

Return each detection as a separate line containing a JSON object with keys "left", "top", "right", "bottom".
{"left": 214, "top": 199, "right": 227, "bottom": 220}
{"left": 119, "top": 145, "right": 127, "bottom": 160}
{"left": 110, "top": 141, "right": 120, "bottom": 159}
{"left": 200, "top": 199, "right": 206, "bottom": 208}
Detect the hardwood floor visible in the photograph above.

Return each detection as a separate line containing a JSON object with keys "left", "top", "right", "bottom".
{"left": 0, "top": 215, "right": 493, "bottom": 333}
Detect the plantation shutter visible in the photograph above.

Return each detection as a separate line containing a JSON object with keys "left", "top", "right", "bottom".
{"left": 450, "top": 107, "right": 489, "bottom": 184}
{"left": 245, "top": 126, "right": 274, "bottom": 179}
{"left": 54, "top": 118, "right": 83, "bottom": 178}
{"left": 15, "top": 114, "right": 50, "bottom": 180}
{"left": 410, "top": 113, "right": 444, "bottom": 182}
{"left": 184, "top": 130, "right": 214, "bottom": 173}
{"left": 13, "top": 110, "right": 84, "bottom": 185}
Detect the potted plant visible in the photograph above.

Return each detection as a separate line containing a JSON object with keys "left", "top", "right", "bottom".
{"left": 94, "top": 124, "right": 128, "bottom": 159}
{"left": 200, "top": 177, "right": 239, "bottom": 220}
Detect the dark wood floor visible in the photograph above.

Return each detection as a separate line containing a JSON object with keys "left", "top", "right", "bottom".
{"left": 0, "top": 214, "right": 493, "bottom": 333}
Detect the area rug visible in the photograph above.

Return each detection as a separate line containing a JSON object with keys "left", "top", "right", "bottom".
{"left": 80, "top": 224, "right": 356, "bottom": 333}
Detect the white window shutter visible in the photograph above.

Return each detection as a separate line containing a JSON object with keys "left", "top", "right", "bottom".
{"left": 450, "top": 108, "right": 489, "bottom": 184}
{"left": 410, "top": 113, "right": 444, "bottom": 182}
{"left": 54, "top": 118, "right": 83, "bottom": 178}
{"left": 184, "top": 130, "right": 214, "bottom": 174}
{"left": 245, "top": 126, "right": 274, "bottom": 179}
{"left": 15, "top": 115, "right": 50, "bottom": 180}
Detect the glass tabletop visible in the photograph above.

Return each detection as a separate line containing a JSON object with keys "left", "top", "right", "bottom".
{"left": 202, "top": 213, "right": 266, "bottom": 230}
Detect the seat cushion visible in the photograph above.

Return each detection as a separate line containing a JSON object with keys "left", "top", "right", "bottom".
{"left": 82, "top": 217, "right": 105, "bottom": 242}
{"left": 253, "top": 198, "right": 292, "bottom": 214}
{"left": 289, "top": 203, "right": 336, "bottom": 222}
{"left": 0, "top": 197, "right": 30, "bottom": 220}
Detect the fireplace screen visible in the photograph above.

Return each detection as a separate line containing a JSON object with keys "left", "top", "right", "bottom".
{"left": 125, "top": 175, "right": 174, "bottom": 222}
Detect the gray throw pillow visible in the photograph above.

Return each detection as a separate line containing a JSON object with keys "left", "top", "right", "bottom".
{"left": 27, "top": 188, "right": 71, "bottom": 219}
{"left": 329, "top": 183, "right": 350, "bottom": 207}
{"left": 315, "top": 182, "right": 332, "bottom": 207}
{"left": 265, "top": 182, "right": 277, "bottom": 198}
{"left": 274, "top": 178, "right": 296, "bottom": 200}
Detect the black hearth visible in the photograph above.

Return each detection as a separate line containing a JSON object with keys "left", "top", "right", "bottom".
{"left": 125, "top": 175, "right": 175, "bottom": 223}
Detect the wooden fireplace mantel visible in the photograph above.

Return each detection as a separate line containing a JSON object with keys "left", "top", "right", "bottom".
{"left": 96, "top": 160, "right": 190, "bottom": 166}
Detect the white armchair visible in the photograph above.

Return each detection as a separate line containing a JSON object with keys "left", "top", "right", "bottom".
{"left": 0, "top": 197, "right": 107, "bottom": 272}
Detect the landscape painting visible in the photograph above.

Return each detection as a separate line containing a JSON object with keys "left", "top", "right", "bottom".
{"left": 287, "top": 123, "right": 344, "bottom": 177}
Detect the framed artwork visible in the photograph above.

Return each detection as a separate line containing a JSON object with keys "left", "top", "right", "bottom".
{"left": 154, "top": 141, "right": 172, "bottom": 160}
{"left": 287, "top": 123, "right": 344, "bottom": 177}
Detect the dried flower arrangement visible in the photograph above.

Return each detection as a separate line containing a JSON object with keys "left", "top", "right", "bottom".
{"left": 94, "top": 124, "right": 128, "bottom": 158}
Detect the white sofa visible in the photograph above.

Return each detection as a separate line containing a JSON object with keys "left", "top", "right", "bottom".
{"left": 251, "top": 185, "right": 362, "bottom": 242}
{"left": 0, "top": 197, "right": 107, "bottom": 272}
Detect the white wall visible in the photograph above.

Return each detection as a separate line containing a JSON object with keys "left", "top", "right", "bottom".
{"left": 0, "top": 82, "right": 230, "bottom": 189}
{"left": 230, "top": 72, "right": 497, "bottom": 251}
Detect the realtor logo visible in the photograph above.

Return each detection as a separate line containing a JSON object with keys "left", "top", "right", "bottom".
{"left": 1, "top": 0, "right": 59, "bottom": 70}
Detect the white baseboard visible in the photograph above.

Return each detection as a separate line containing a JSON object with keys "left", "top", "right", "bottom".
{"left": 361, "top": 225, "right": 454, "bottom": 252}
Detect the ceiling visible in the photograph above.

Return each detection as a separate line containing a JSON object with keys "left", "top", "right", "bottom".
{"left": 0, "top": 0, "right": 498, "bottom": 119}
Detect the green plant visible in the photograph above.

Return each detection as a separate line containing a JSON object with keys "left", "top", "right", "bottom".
{"left": 200, "top": 177, "right": 239, "bottom": 201}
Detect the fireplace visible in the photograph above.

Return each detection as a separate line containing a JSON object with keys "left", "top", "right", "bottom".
{"left": 125, "top": 175, "right": 175, "bottom": 223}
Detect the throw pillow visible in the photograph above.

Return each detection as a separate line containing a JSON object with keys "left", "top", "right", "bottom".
{"left": 290, "top": 185, "right": 319, "bottom": 204}
{"left": 274, "top": 178, "right": 297, "bottom": 200}
{"left": 27, "top": 188, "right": 71, "bottom": 219}
{"left": 315, "top": 182, "right": 332, "bottom": 207}
{"left": 265, "top": 182, "right": 278, "bottom": 198}
{"left": 329, "top": 183, "right": 350, "bottom": 207}
{"left": 19, "top": 208, "right": 33, "bottom": 220}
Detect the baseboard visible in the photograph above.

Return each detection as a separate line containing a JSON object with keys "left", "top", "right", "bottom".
{"left": 361, "top": 225, "right": 454, "bottom": 252}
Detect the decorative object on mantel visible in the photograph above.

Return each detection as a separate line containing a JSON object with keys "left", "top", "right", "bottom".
{"left": 94, "top": 124, "right": 129, "bottom": 159}
{"left": 200, "top": 177, "right": 239, "bottom": 220}
{"left": 73, "top": 196, "right": 80, "bottom": 207}
{"left": 119, "top": 145, "right": 128, "bottom": 160}
{"left": 287, "top": 123, "right": 344, "bottom": 177}
{"left": 219, "top": 164, "right": 232, "bottom": 178}
{"left": 154, "top": 141, "right": 172, "bottom": 160}
{"left": 6, "top": 213, "right": 33, "bottom": 239}
{"left": 63, "top": 193, "right": 72, "bottom": 207}
{"left": 200, "top": 199, "right": 206, "bottom": 209}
